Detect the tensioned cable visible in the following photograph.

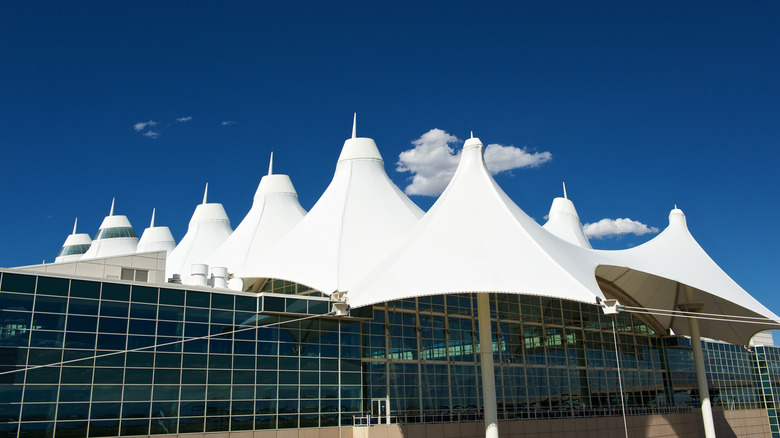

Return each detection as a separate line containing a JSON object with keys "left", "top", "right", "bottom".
{"left": 622, "top": 309, "right": 780, "bottom": 326}
{"left": 622, "top": 305, "right": 778, "bottom": 323}
{"left": 0, "top": 311, "right": 334, "bottom": 377}
{"left": 611, "top": 317, "right": 629, "bottom": 438}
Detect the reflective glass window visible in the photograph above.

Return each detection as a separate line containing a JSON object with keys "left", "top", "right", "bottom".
{"left": 34, "top": 296, "right": 67, "bottom": 313}
{"left": 120, "top": 419, "right": 149, "bottom": 436}
{"left": 70, "top": 280, "right": 100, "bottom": 299}
{"left": 68, "top": 298, "right": 99, "bottom": 315}
{"left": 59, "top": 385, "right": 91, "bottom": 402}
{"left": 19, "top": 421, "right": 53, "bottom": 438}
{"left": 130, "top": 303, "right": 157, "bottom": 320}
{"left": 92, "top": 385, "right": 121, "bottom": 402}
{"left": 54, "top": 420, "right": 88, "bottom": 437}
{"left": 1, "top": 291, "right": 34, "bottom": 312}
{"left": 29, "top": 330, "right": 63, "bottom": 348}
{"left": 159, "top": 288, "right": 184, "bottom": 306}
{"left": 90, "top": 402, "right": 120, "bottom": 419}
{"left": 21, "top": 403, "right": 54, "bottom": 421}
{"left": 99, "top": 301, "right": 128, "bottom": 317}
{"left": 32, "top": 312, "right": 65, "bottom": 331}
{"left": 1, "top": 273, "right": 36, "bottom": 293}
{"left": 186, "top": 291, "right": 210, "bottom": 308}
{"left": 64, "top": 332, "right": 95, "bottom": 349}
{"left": 158, "top": 305, "right": 183, "bottom": 321}
{"left": 57, "top": 402, "right": 89, "bottom": 420}
{"left": 123, "top": 352, "right": 152, "bottom": 368}
{"left": 94, "top": 227, "right": 137, "bottom": 240}
{"left": 131, "top": 285, "right": 158, "bottom": 304}
{"left": 36, "top": 276, "right": 69, "bottom": 296}
{"left": 97, "top": 333, "right": 126, "bottom": 350}
{"left": 98, "top": 317, "right": 127, "bottom": 334}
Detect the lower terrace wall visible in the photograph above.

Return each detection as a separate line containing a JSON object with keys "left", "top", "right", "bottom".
{"left": 161, "top": 409, "right": 770, "bottom": 438}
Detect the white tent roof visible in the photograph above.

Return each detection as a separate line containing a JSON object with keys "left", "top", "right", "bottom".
{"left": 55, "top": 218, "right": 92, "bottom": 263}
{"left": 346, "top": 136, "right": 605, "bottom": 308}
{"left": 543, "top": 185, "right": 592, "bottom": 249}
{"left": 136, "top": 209, "right": 176, "bottom": 255}
{"left": 243, "top": 120, "right": 424, "bottom": 293}
{"left": 166, "top": 185, "right": 233, "bottom": 284}
{"left": 212, "top": 155, "right": 307, "bottom": 275}
{"left": 595, "top": 208, "right": 779, "bottom": 345}
{"left": 345, "top": 135, "right": 778, "bottom": 345}
{"left": 81, "top": 199, "right": 139, "bottom": 259}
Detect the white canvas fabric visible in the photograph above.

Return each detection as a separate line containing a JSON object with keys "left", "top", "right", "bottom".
{"left": 594, "top": 208, "right": 779, "bottom": 345}
{"left": 213, "top": 171, "right": 306, "bottom": 276}
{"left": 166, "top": 197, "right": 233, "bottom": 285}
{"left": 543, "top": 195, "right": 592, "bottom": 249}
{"left": 345, "top": 136, "right": 778, "bottom": 345}
{"left": 346, "top": 137, "right": 605, "bottom": 308}
{"left": 136, "top": 209, "right": 176, "bottom": 255}
{"left": 243, "top": 134, "right": 424, "bottom": 293}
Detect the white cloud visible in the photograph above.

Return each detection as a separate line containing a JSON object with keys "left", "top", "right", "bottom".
{"left": 142, "top": 130, "right": 161, "bottom": 139}
{"left": 221, "top": 120, "right": 237, "bottom": 126}
{"left": 397, "top": 129, "right": 462, "bottom": 196}
{"left": 484, "top": 144, "right": 552, "bottom": 172}
{"left": 397, "top": 129, "right": 553, "bottom": 196}
{"left": 583, "top": 218, "right": 659, "bottom": 239}
{"left": 133, "top": 120, "right": 158, "bottom": 132}
{"left": 176, "top": 116, "right": 192, "bottom": 122}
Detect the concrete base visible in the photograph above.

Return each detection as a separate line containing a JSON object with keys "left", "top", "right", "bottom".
{"left": 351, "top": 409, "right": 770, "bottom": 438}
{"left": 153, "top": 410, "right": 770, "bottom": 438}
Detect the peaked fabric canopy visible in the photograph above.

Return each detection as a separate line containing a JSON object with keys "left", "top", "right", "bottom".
{"left": 213, "top": 170, "right": 306, "bottom": 276}
{"left": 346, "top": 137, "right": 605, "bottom": 308}
{"left": 55, "top": 218, "right": 92, "bottom": 263}
{"left": 243, "top": 134, "right": 424, "bottom": 293}
{"left": 343, "top": 135, "right": 778, "bottom": 346}
{"left": 136, "top": 209, "right": 176, "bottom": 255}
{"left": 543, "top": 195, "right": 592, "bottom": 249}
{"left": 81, "top": 201, "right": 138, "bottom": 259}
{"left": 595, "top": 209, "right": 779, "bottom": 345}
{"left": 166, "top": 196, "right": 233, "bottom": 284}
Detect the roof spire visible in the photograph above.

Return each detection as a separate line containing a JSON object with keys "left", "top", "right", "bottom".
{"left": 562, "top": 182, "right": 568, "bottom": 199}
{"left": 675, "top": 203, "right": 678, "bottom": 210}
{"left": 202, "top": 183, "right": 209, "bottom": 204}
{"left": 470, "top": 130, "right": 474, "bottom": 139}
{"left": 352, "top": 113, "right": 357, "bottom": 139}
{"left": 268, "top": 152, "right": 274, "bottom": 175}
{"left": 150, "top": 208, "right": 156, "bottom": 228}
{"left": 72, "top": 218, "right": 78, "bottom": 235}
{"left": 109, "top": 198, "right": 115, "bottom": 216}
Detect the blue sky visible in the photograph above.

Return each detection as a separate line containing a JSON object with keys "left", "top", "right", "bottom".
{"left": 1, "top": 2, "right": 778, "bottom": 320}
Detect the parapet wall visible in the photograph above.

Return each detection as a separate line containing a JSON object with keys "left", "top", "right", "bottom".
{"left": 167, "top": 410, "right": 769, "bottom": 438}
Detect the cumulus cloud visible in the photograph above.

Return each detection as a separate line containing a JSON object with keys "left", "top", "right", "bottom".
{"left": 484, "top": 144, "right": 552, "bottom": 172}
{"left": 397, "top": 129, "right": 553, "bottom": 196}
{"left": 142, "top": 130, "right": 160, "bottom": 139}
{"left": 583, "top": 218, "right": 659, "bottom": 239}
{"left": 397, "top": 129, "right": 461, "bottom": 196}
{"left": 176, "top": 116, "right": 192, "bottom": 122}
{"left": 221, "top": 120, "right": 237, "bottom": 126}
{"left": 133, "top": 120, "right": 158, "bottom": 132}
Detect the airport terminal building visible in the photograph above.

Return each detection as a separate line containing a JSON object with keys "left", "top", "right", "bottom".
{"left": 1, "top": 122, "right": 779, "bottom": 437}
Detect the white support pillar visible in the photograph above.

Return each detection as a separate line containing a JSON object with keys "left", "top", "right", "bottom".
{"left": 681, "top": 285, "right": 716, "bottom": 438}
{"left": 477, "top": 293, "right": 499, "bottom": 438}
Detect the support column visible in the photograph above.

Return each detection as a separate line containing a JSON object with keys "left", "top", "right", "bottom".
{"left": 680, "top": 284, "right": 716, "bottom": 438}
{"left": 477, "top": 293, "right": 499, "bottom": 438}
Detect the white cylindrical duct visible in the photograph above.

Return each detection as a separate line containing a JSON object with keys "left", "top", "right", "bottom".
{"left": 191, "top": 264, "right": 209, "bottom": 286}
{"left": 211, "top": 267, "right": 228, "bottom": 289}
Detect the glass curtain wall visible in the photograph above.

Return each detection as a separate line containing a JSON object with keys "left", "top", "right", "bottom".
{"left": 0, "top": 270, "right": 776, "bottom": 438}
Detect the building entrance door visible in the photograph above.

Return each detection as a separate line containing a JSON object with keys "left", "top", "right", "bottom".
{"left": 371, "top": 398, "right": 388, "bottom": 424}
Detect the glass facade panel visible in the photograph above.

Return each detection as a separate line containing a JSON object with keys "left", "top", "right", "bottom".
{"left": 1, "top": 272, "right": 778, "bottom": 437}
